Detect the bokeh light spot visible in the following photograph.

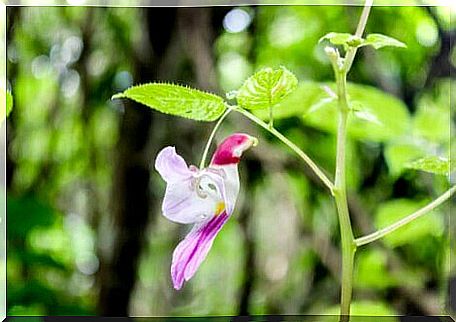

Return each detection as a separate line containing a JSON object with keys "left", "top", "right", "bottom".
{"left": 223, "top": 9, "right": 252, "bottom": 33}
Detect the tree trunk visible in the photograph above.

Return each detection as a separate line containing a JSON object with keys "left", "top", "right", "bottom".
{"left": 97, "top": 8, "right": 178, "bottom": 315}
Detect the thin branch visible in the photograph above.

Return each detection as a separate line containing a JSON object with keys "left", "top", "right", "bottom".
{"left": 355, "top": 185, "right": 456, "bottom": 247}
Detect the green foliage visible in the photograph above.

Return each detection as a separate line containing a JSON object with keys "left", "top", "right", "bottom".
{"left": 6, "top": 90, "right": 13, "bottom": 118}
{"left": 384, "top": 84, "right": 451, "bottom": 176}
{"left": 7, "top": 195, "right": 57, "bottom": 240}
{"left": 255, "top": 81, "right": 410, "bottom": 142}
{"left": 413, "top": 99, "right": 450, "bottom": 143}
{"left": 384, "top": 142, "right": 426, "bottom": 177}
{"left": 406, "top": 156, "right": 450, "bottom": 175}
{"left": 324, "top": 300, "right": 398, "bottom": 319}
{"left": 319, "top": 32, "right": 405, "bottom": 50}
{"left": 362, "top": 33, "right": 407, "bottom": 49}
{"left": 355, "top": 249, "right": 395, "bottom": 290}
{"left": 236, "top": 66, "right": 298, "bottom": 110}
{"left": 7, "top": 193, "right": 94, "bottom": 315}
{"left": 319, "top": 32, "right": 364, "bottom": 48}
{"left": 7, "top": 5, "right": 450, "bottom": 317}
{"left": 352, "top": 103, "right": 382, "bottom": 125}
{"left": 15, "top": 252, "right": 67, "bottom": 271}
{"left": 374, "top": 199, "right": 443, "bottom": 248}
{"left": 1, "top": 89, "right": 13, "bottom": 121}
{"left": 113, "top": 83, "right": 227, "bottom": 121}
{"left": 348, "top": 301, "right": 397, "bottom": 317}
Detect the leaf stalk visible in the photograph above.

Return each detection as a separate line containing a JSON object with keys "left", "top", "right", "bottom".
{"left": 233, "top": 106, "right": 334, "bottom": 193}
{"left": 354, "top": 185, "right": 456, "bottom": 247}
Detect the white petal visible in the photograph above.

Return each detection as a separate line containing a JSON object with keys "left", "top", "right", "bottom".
{"left": 155, "top": 146, "right": 193, "bottom": 183}
{"left": 162, "top": 180, "right": 218, "bottom": 224}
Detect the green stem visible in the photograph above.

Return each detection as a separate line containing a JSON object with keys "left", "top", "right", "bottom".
{"left": 355, "top": 185, "right": 456, "bottom": 247}
{"left": 330, "top": 3, "right": 372, "bottom": 321}
{"left": 199, "top": 108, "right": 232, "bottom": 169}
{"left": 334, "top": 69, "right": 356, "bottom": 322}
{"left": 343, "top": 0, "right": 373, "bottom": 72}
{"left": 234, "top": 106, "right": 334, "bottom": 192}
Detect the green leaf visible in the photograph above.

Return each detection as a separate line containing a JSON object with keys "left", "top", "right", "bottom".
{"left": 384, "top": 142, "right": 426, "bottom": 176}
{"left": 413, "top": 102, "right": 450, "bottom": 144}
{"left": 355, "top": 249, "right": 396, "bottom": 290}
{"left": 406, "top": 156, "right": 450, "bottom": 175}
{"left": 362, "top": 33, "right": 407, "bottom": 49}
{"left": 375, "top": 199, "right": 443, "bottom": 247}
{"left": 112, "top": 83, "right": 226, "bottom": 121}
{"left": 319, "top": 32, "right": 364, "bottom": 47}
{"left": 255, "top": 81, "right": 410, "bottom": 142}
{"left": 6, "top": 90, "right": 13, "bottom": 118}
{"left": 236, "top": 66, "right": 298, "bottom": 110}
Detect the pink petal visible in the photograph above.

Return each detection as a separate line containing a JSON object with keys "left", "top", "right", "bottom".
{"left": 171, "top": 212, "right": 230, "bottom": 290}
{"left": 155, "top": 146, "right": 192, "bottom": 183}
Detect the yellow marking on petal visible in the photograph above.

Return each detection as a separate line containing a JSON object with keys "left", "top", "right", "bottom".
{"left": 215, "top": 202, "right": 225, "bottom": 216}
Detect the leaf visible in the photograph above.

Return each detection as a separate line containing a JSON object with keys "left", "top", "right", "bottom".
{"left": 384, "top": 142, "right": 426, "bottom": 176}
{"left": 355, "top": 249, "right": 396, "bottom": 290}
{"left": 319, "top": 32, "right": 364, "bottom": 47}
{"left": 254, "top": 81, "right": 330, "bottom": 119}
{"left": 112, "top": 83, "right": 226, "bottom": 122}
{"left": 255, "top": 81, "right": 410, "bottom": 142}
{"left": 413, "top": 102, "right": 450, "bottom": 144}
{"left": 406, "top": 156, "right": 450, "bottom": 175}
{"left": 236, "top": 66, "right": 298, "bottom": 110}
{"left": 375, "top": 199, "right": 443, "bottom": 248}
{"left": 362, "top": 33, "right": 407, "bottom": 49}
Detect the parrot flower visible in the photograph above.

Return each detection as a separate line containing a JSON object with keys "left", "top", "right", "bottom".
{"left": 155, "top": 133, "right": 257, "bottom": 290}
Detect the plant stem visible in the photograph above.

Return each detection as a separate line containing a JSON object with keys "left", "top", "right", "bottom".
{"left": 355, "top": 185, "right": 456, "bottom": 247}
{"left": 334, "top": 68, "right": 356, "bottom": 322}
{"left": 199, "top": 108, "right": 232, "bottom": 169}
{"left": 233, "top": 106, "right": 334, "bottom": 192}
{"left": 343, "top": 0, "right": 373, "bottom": 72}
{"left": 332, "top": 2, "right": 372, "bottom": 320}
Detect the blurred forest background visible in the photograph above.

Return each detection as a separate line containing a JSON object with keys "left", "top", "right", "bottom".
{"left": 5, "top": 4, "right": 456, "bottom": 317}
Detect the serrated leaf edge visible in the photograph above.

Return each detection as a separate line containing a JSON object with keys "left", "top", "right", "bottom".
{"left": 112, "top": 81, "right": 224, "bottom": 101}
{"left": 111, "top": 82, "right": 226, "bottom": 122}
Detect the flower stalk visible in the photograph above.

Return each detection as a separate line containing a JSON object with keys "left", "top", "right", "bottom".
{"left": 199, "top": 108, "right": 233, "bottom": 169}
